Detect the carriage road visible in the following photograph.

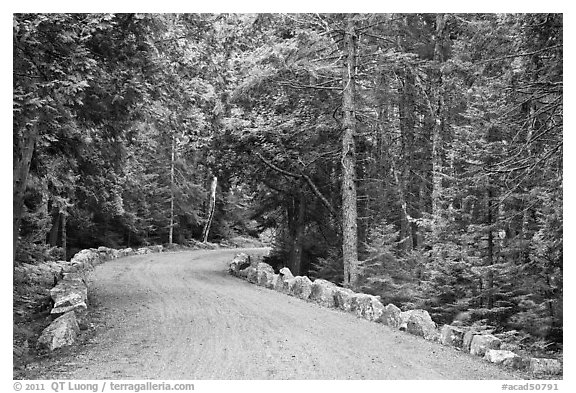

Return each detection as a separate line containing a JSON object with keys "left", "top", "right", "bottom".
{"left": 29, "top": 248, "right": 519, "bottom": 380}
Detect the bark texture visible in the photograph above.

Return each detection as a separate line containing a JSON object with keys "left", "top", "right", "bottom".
{"left": 341, "top": 14, "right": 359, "bottom": 288}
{"left": 202, "top": 176, "right": 218, "bottom": 243}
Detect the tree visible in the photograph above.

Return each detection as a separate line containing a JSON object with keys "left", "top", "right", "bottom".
{"left": 201, "top": 176, "right": 218, "bottom": 242}
{"left": 13, "top": 14, "right": 97, "bottom": 261}
{"left": 341, "top": 14, "right": 360, "bottom": 288}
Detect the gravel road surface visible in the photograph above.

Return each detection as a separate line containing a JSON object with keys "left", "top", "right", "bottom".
{"left": 27, "top": 248, "right": 520, "bottom": 380}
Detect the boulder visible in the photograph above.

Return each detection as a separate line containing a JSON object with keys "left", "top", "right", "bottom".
{"left": 333, "top": 287, "right": 356, "bottom": 312}
{"left": 71, "top": 249, "right": 100, "bottom": 267}
{"left": 463, "top": 330, "right": 481, "bottom": 352}
{"left": 51, "top": 280, "right": 87, "bottom": 302}
{"left": 377, "top": 303, "right": 402, "bottom": 328}
{"left": 237, "top": 254, "right": 252, "bottom": 274}
{"left": 61, "top": 263, "right": 78, "bottom": 274}
{"left": 256, "top": 263, "right": 274, "bottom": 287}
{"left": 470, "top": 334, "right": 501, "bottom": 356}
{"left": 310, "top": 279, "right": 337, "bottom": 308}
{"left": 267, "top": 274, "right": 279, "bottom": 289}
{"left": 58, "top": 261, "right": 76, "bottom": 274}
{"left": 136, "top": 247, "right": 150, "bottom": 255}
{"left": 238, "top": 267, "right": 249, "bottom": 278}
{"left": 52, "top": 292, "right": 88, "bottom": 315}
{"left": 529, "top": 358, "right": 562, "bottom": 376}
{"left": 119, "top": 248, "right": 134, "bottom": 257}
{"left": 228, "top": 262, "right": 238, "bottom": 275}
{"left": 68, "top": 258, "right": 86, "bottom": 272}
{"left": 71, "top": 260, "right": 92, "bottom": 272}
{"left": 484, "top": 349, "right": 520, "bottom": 364}
{"left": 256, "top": 262, "right": 274, "bottom": 274}
{"left": 352, "top": 293, "right": 384, "bottom": 322}
{"left": 440, "top": 325, "right": 466, "bottom": 348}
{"left": 97, "top": 246, "right": 116, "bottom": 262}
{"left": 245, "top": 266, "right": 258, "bottom": 284}
{"left": 273, "top": 267, "right": 294, "bottom": 293}
{"left": 229, "top": 253, "right": 251, "bottom": 276}
{"left": 281, "top": 277, "right": 296, "bottom": 293}
{"left": 37, "top": 311, "right": 80, "bottom": 351}
{"left": 62, "top": 272, "right": 86, "bottom": 284}
{"left": 279, "top": 267, "right": 294, "bottom": 279}
{"left": 288, "top": 276, "right": 313, "bottom": 300}
{"left": 400, "top": 309, "right": 438, "bottom": 341}
{"left": 255, "top": 269, "right": 272, "bottom": 286}
{"left": 502, "top": 355, "right": 530, "bottom": 370}
{"left": 50, "top": 280, "right": 88, "bottom": 315}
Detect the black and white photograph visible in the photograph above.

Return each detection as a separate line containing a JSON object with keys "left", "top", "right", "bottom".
{"left": 12, "top": 6, "right": 564, "bottom": 387}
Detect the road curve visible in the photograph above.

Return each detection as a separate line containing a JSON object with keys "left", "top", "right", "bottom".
{"left": 30, "top": 248, "right": 520, "bottom": 380}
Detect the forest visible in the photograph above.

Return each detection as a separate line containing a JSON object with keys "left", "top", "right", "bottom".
{"left": 13, "top": 14, "right": 562, "bottom": 349}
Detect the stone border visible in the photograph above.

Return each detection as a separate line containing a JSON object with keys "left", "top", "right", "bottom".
{"left": 37, "top": 245, "right": 164, "bottom": 351}
{"left": 228, "top": 253, "right": 562, "bottom": 377}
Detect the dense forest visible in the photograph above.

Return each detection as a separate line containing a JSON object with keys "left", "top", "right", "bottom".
{"left": 13, "top": 14, "right": 562, "bottom": 347}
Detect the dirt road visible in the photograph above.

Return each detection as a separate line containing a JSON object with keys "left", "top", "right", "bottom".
{"left": 28, "top": 248, "right": 520, "bottom": 379}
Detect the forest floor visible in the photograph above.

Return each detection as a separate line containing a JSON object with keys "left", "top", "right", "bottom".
{"left": 16, "top": 248, "right": 526, "bottom": 380}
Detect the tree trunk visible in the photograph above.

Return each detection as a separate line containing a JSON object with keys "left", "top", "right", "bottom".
{"left": 62, "top": 212, "right": 67, "bottom": 261}
{"left": 288, "top": 194, "right": 306, "bottom": 276}
{"left": 520, "top": 104, "right": 536, "bottom": 264}
{"left": 48, "top": 206, "right": 61, "bottom": 247}
{"left": 202, "top": 176, "right": 218, "bottom": 243}
{"left": 169, "top": 133, "right": 175, "bottom": 245}
{"left": 392, "top": 162, "right": 413, "bottom": 252}
{"left": 486, "top": 186, "right": 494, "bottom": 309}
{"left": 13, "top": 121, "right": 40, "bottom": 263}
{"left": 341, "top": 14, "right": 360, "bottom": 288}
{"left": 431, "top": 13, "right": 447, "bottom": 240}
{"left": 398, "top": 66, "right": 416, "bottom": 252}
{"left": 415, "top": 182, "right": 427, "bottom": 248}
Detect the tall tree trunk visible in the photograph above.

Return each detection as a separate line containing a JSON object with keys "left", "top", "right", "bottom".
{"left": 13, "top": 121, "right": 40, "bottom": 263}
{"left": 341, "top": 14, "right": 359, "bottom": 288}
{"left": 62, "top": 212, "right": 67, "bottom": 261}
{"left": 288, "top": 194, "right": 306, "bottom": 276}
{"left": 431, "top": 13, "right": 447, "bottom": 240}
{"left": 415, "top": 182, "right": 427, "bottom": 248}
{"left": 48, "top": 206, "right": 61, "bottom": 247}
{"left": 520, "top": 104, "right": 537, "bottom": 264}
{"left": 486, "top": 186, "right": 494, "bottom": 309}
{"left": 202, "top": 176, "right": 218, "bottom": 243}
{"left": 398, "top": 66, "right": 416, "bottom": 252}
{"left": 392, "top": 162, "right": 413, "bottom": 252}
{"left": 169, "top": 133, "right": 175, "bottom": 245}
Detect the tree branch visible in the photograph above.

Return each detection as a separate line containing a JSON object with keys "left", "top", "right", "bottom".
{"left": 255, "top": 152, "right": 338, "bottom": 217}
{"left": 277, "top": 81, "right": 341, "bottom": 91}
{"left": 255, "top": 152, "right": 300, "bottom": 179}
{"left": 476, "top": 44, "right": 562, "bottom": 65}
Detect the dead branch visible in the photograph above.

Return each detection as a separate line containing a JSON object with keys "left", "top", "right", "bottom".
{"left": 255, "top": 152, "right": 338, "bottom": 217}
